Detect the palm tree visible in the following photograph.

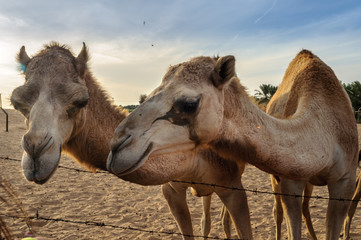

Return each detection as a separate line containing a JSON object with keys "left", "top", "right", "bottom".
{"left": 254, "top": 84, "right": 278, "bottom": 104}
{"left": 139, "top": 94, "right": 147, "bottom": 104}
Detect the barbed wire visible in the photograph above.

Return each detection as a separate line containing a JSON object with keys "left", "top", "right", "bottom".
{"left": 1, "top": 156, "right": 359, "bottom": 203}
{"left": 0, "top": 156, "right": 99, "bottom": 174}
{"left": 1, "top": 155, "right": 360, "bottom": 239}
{"left": 171, "top": 180, "right": 357, "bottom": 202}
{"left": 0, "top": 213, "right": 242, "bottom": 240}
{"left": 0, "top": 156, "right": 245, "bottom": 239}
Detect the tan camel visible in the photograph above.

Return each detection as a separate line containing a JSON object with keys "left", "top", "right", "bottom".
{"left": 11, "top": 42, "right": 252, "bottom": 239}
{"left": 107, "top": 50, "right": 359, "bottom": 239}
{"left": 266, "top": 87, "right": 317, "bottom": 240}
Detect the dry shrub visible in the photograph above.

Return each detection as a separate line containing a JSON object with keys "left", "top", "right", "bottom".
{"left": 0, "top": 176, "right": 33, "bottom": 240}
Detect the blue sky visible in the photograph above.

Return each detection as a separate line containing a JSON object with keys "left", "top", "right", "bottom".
{"left": 1, "top": 0, "right": 361, "bottom": 108}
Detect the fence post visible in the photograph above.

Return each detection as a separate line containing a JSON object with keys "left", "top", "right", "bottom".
{"left": 0, "top": 94, "right": 8, "bottom": 132}
{"left": 357, "top": 107, "right": 361, "bottom": 123}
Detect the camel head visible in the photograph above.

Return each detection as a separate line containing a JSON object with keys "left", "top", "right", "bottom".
{"left": 107, "top": 56, "right": 236, "bottom": 177}
{"left": 11, "top": 42, "right": 89, "bottom": 184}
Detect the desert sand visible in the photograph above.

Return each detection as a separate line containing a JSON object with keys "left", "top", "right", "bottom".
{"left": 1, "top": 109, "right": 361, "bottom": 239}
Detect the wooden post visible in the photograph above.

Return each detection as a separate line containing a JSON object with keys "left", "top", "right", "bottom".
{"left": 0, "top": 94, "right": 8, "bottom": 132}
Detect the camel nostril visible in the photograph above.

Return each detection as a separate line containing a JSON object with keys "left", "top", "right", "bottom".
{"left": 39, "top": 136, "right": 54, "bottom": 155}
{"left": 22, "top": 133, "right": 54, "bottom": 159}
{"left": 111, "top": 135, "right": 132, "bottom": 153}
{"left": 22, "top": 134, "right": 34, "bottom": 157}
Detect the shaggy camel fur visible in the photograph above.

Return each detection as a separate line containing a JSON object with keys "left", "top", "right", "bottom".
{"left": 11, "top": 42, "right": 251, "bottom": 239}
{"left": 107, "top": 50, "right": 358, "bottom": 240}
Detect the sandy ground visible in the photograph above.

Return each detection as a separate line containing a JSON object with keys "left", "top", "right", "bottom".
{"left": 1, "top": 109, "right": 361, "bottom": 240}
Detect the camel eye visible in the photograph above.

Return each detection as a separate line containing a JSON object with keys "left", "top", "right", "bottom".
{"left": 66, "top": 98, "right": 88, "bottom": 117}
{"left": 73, "top": 98, "right": 88, "bottom": 109}
{"left": 174, "top": 97, "right": 200, "bottom": 114}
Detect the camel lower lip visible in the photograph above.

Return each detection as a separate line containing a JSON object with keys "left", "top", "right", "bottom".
{"left": 22, "top": 169, "right": 49, "bottom": 184}
{"left": 34, "top": 177, "right": 50, "bottom": 185}
{"left": 110, "top": 142, "right": 153, "bottom": 176}
{"left": 22, "top": 169, "right": 36, "bottom": 182}
{"left": 23, "top": 167, "right": 55, "bottom": 184}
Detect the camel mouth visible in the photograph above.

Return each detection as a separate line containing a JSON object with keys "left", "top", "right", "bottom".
{"left": 22, "top": 146, "right": 61, "bottom": 184}
{"left": 22, "top": 163, "right": 58, "bottom": 184}
{"left": 111, "top": 135, "right": 132, "bottom": 153}
{"left": 107, "top": 142, "right": 153, "bottom": 176}
{"left": 34, "top": 158, "right": 60, "bottom": 184}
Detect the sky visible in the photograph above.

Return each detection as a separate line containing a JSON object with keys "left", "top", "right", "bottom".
{"left": 0, "top": 0, "right": 361, "bottom": 108}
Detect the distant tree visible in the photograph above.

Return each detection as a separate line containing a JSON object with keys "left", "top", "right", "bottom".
{"left": 139, "top": 94, "right": 147, "bottom": 104}
{"left": 342, "top": 81, "right": 361, "bottom": 112}
{"left": 254, "top": 84, "right": 278, "bottom": 104}
{"left": 122, "top": 105, "right": 138, "bottom": 112}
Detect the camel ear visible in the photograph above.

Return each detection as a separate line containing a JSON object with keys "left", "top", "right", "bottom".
{"left": 75, "top": 42, "right": 89, "bottom": 77}
{"left": 211, "top": 55, "right": 235, "bottom": 89}
{"left": 17, "top": 46, "right": 31, "bottom": 71}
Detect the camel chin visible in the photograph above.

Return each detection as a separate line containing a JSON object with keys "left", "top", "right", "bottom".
{"left": 21, "top": 148, "right": 61, "bottom": 184}
{"left": 107, "top": 133, "right": 196, "bottom": 179}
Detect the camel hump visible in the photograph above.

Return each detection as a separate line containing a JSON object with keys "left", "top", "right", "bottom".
{"left": 267, "top": 49, "right": 315, "bottom": 117}
{"left": 267, "top": 49, "right": 351, "bottom": 119}
{"left": 298, "top": 49, "right": 315, "bottom": 58}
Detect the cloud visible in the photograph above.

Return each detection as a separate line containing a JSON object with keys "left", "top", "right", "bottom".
{"left": 88, "top": 37, "right": 208, "bottom": 106}
{"left": 255, "top": 0, "right": 277, "bottom": 24}
{"left": 0, "top": 0, "right": 360, "bottom": 108}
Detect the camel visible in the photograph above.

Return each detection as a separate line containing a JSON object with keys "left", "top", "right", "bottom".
{"left": 268, "top": 93, "right": 360, "bottom": 240}
{"left": 266, "top": 86, "right": 317, "bottom": 240}
{"left": 107, "top": 50, "right": 359, "bottom": 239}
{"left": 11, "top": 42, "right": 252, "bottom": 239}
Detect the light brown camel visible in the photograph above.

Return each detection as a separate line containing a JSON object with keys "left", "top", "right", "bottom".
{"left": 11, "top": 42, "right": 251, "bottom": 239}
{"left": 266, "top": 87, "right": 317, "bottom": 240}
{"left": 107, "top": 50, "right": 359, "bottom": 239}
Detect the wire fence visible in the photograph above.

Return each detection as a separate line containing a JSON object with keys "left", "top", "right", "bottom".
{"left": 1, "top": 155, "right": 360, "bottom": 239}
{"left": 1, "top": 212, "right": 238, "bottom": 240}
{"left": 1, "top": 156, "right": 359, "bottom": 203}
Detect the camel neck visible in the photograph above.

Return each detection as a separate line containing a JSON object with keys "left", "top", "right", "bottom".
{"left": 63, "top": 72, "right": 127, "bottom": 171}
{"left": 211, "top": 80, "right": 328, "bottom": 179}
